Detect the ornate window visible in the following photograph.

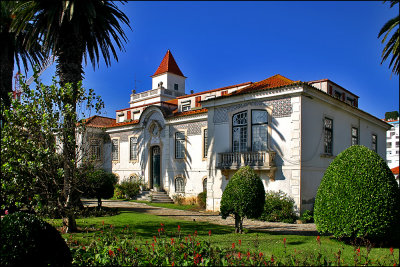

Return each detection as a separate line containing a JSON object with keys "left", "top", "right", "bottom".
{"left": 351, "top": 127, "right": 359, "bottom": 146}
{"left": 324, "top": 118, "right": 333, "bottom": 155}
{"left": 232, "top": 111, "right": 248, "bottom": 152}
{"left": 111, "top": 139, "right": 119, "bottom": 161}
{"left": 232, "top": 109, "right": 268, "bottom": 152}
{"left": 175, "top": 177, "right": 185, "bottom": 193}
{"left": 203, "top": 129, "right": 208, "bottom": 158}
{"left": 251, "top": 110, "right": 268, "bottom": 151}
{"left": 89, "top": 139, "right": 101, "bottom": 161}
{"left": 372, "top": 134, "right": 377, "bottom": 152}
{"left": 175, "top": 132, "right": 185, "bottom": 159}
{"left": 130, "top": 137, "right": 138, "bottom": 161}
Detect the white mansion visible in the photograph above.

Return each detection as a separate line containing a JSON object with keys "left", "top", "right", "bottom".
{"left": 85, "top": 50, "right": 390, "bottom": 212}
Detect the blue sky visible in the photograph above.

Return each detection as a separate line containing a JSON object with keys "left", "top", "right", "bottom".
{"left": 25, "top": 1, "right": 399, "bottom": 119}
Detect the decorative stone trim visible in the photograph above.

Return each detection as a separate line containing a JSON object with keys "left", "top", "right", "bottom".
{"left": 213, "top": 98, "right": 292, "bottom": 124}
{"left": 169, "top": 121, "right": 207, "bottom": 137}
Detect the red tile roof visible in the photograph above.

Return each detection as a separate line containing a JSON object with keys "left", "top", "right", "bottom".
{"left": 152, "top": 50, "right": 185, "bottom": 77}
{"left": 82, "top": 115, "right": 115, "bottom": 128}
{"left": 172, "top": 108, "right": 208, "bottom": 117}
{"left": 229, "top": 74, "right": 297, "bottom": 96}
{"left": 176, "top": 82, "right": 252, "bottom": 99}
{"left": 391, "top": 166, "right": 399, "bottom": 175}
{"left": 107, "top": 120, "right": 140, "bottom": 128}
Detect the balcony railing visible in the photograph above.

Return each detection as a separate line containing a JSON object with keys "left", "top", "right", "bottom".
{"left": 131, "top": 88, "right": 186, "bottom": 102}
{"left": 217, "top": 151, "right": 276, "bottom": 170}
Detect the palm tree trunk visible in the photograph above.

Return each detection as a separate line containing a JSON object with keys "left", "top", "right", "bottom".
{"left": 56, "top": 26, "right": 84, "bottom": 233}
{"left": 0, "top": 31, "right": 15, "bottom": 111}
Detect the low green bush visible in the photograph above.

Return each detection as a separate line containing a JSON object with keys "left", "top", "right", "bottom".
{"left": 300, "top": 209, "right": 314, "bottom": 223}
{"left": 119, "top": 178, "right": 141, "bottom": 199}
{"left": 314, "top": 145, "right": 400, "bottom": 243}
{"left": 197, "top": 191, "right": 207, "bottom": 209}
{"left": 0, "top": 212, "right": 72, "bottom": 266}
{"left": 113, "top": 185, "right": 125, "bottom": 199}
{"left": 259, "top": 190, "right": 297, "bottom": 223}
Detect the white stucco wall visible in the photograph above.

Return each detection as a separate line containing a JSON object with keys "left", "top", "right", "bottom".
{"left": 300, "top": 91, "right": 389, "bottom": 212}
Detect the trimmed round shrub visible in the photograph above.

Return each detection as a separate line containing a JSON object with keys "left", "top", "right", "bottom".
{"left": 314, "top": 145, "right": 400, "bottom": 242}
{"left": 0, "top": 212, "right": 72, "bottom": 266}
{"left": 84, "top": 169, "right": 118, "bottom": 207}
{"left": 221, "top": 166, "right": 265, "bottom": 233}
{"left": 259, "top": 190, "right": 297, "bottom": 223}
{"left": 197, "top": 192, "right": 207, "bottom": 209}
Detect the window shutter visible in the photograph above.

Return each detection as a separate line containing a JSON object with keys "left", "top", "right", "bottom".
{"left": 342, "top": 93, "right": 345, "bottom": 101}
{"left": 221, "top": 90, "right": 228, "bottom": 96}
{"left": 195, "top": 96, "right": 201, "bottom": 107}
{"left": 329, "top": 86, "right": 332, "bottom": 95}
{"left": 127, "top": 111, "right": 131, "bottom": 120}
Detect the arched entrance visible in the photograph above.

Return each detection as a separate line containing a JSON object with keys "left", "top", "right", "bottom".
{"left": 150, "top": 145, "right": 161, "bottom": 189}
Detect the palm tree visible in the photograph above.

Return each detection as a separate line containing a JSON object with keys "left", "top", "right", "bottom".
{"left": 14, "top": 0, "right": 131, "bottom": 232}
{"left": 0, "top": 1, "right": 43, "bottom": 110}
{"left": 378, "top": 0, "right": 399, "bottom": 76}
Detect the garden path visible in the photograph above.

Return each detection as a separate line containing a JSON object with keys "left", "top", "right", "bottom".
{"left": 82, "top": 199, "right": 318, "bottom": 236}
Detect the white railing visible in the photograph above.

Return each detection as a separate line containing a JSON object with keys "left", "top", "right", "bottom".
{"left": 130, "top": 88, "right": 186, "bottom": 102}
{"left": 218, "top": 151, "right": 276, "bottom": 169}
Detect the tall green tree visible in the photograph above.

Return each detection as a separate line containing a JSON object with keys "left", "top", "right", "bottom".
{"left": 378, "top": 0, "right": 399, "bottom": 75}
{"left": 0, "top": 1, "right": 43, "bottom": 110}
{"left": 14, "top": 0, "right": 130, "bottom": 231}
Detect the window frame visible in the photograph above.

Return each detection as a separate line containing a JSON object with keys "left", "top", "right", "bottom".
{"left": 129, "top": 135, "right": 139, "bottom": 162}
{"left": 351, "top": 127, "right": 359, "bottom": 146}
{"left": 174, "top": 83, "right": 179, "bottom": 91}
{"left": 202, "top": 127, "right": 208, "bottom": 160}
{"left": 371, "top": 134, "right": 377, "bottom": 152}
{"left": 251, "top": 109, "right": 269, "bottom": 152}
{"left": 89, "top": 138, "right": 102, "bottom": 161}
{"left": 175, "top": 176, "right": 185, "bottom": 193}
{"left": 111, "top": 137, "right": 120, "bottom": 162}
{"left": 323, "top": 117, "right": 333, "bottom": 155}
{"left": 232, "top": 110, "right": 248, "bottom": 152}
{"left": 229, "top": 106, "right": 271, "bottom": 153}
{"left": 175, "top": 131, "right": 186, "bottom": 159}
{"left": 202, "top": 177, "right": 207, "bottom": 193}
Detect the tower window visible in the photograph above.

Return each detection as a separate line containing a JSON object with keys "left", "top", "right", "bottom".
{"left": 174, "top": 83, "right": 179, "bottom": 90}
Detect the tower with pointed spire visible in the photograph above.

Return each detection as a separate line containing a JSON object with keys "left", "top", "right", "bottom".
{"left": 129, "top": 50, "right": 186, "bottom": 109}
{"left": 151, "top": 50, "right": 186, "bottom": 94}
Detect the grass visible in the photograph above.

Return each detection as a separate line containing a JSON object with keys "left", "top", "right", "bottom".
{"left": 48, "top": 209, "right": 398, "bottom": 265}
{"left": 130, "top": 200, "right": 204, "bottom": 211}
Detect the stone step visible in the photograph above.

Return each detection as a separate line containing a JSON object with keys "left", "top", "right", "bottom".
{"left": 149, "top": 191, "right": 174, "bottom": 203}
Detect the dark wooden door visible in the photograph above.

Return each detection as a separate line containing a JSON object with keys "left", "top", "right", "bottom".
{"left": 151, "top": 146, "right": 160, "bottom": 188}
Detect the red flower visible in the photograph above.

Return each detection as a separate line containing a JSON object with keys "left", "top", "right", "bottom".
{"left": 184, "top": 253, "right": 187, "bottom": 259}
{"left": 158, "top": 228, "right": 160, "bottom": 233}
{"left": 197, "top": 242, "right": 200, "bottom": 246}
{"left": 153, "top": 236, "right": 157, "bottom": 242}
{"left": 283, "top": 237, "right": 287, "bottom": 245}
{"left": 259, "top": 252, "right": 263, "bottom": 258}
{"left": 110, "top": 224, "right": 113, "bottom": 228}
{"left": 172, "top": 262, "right": 174, "bottom": 267}
{"left": 271, "top": 256, "right": 274, "bottom": 263}
{"left": 239, "top": 239, "right": 241, "bottom": 246}
{"left": 356, "top": 247, "right": 360, "bottom": 255}
{"left": 316, "top": 236, "right": 320, "bottom": 242}
{"left": 208, "top": 230, "right": 212, "bottom": 236}
{"left": 102, "top": 221, "right": 104, "bottom": 226}
{"left": 171, "top": 238, "right": 175, "bottom": 245}
{"left": 390, "top": 247, "right": 394, "bottom": 255}
{"left": 238, "top": 252, "right": 241, "bottom": 259}
{"left": 232, "top": 243, "right": 235, "bottom": 249}
{"left": 135, "top": 247, "right": 138, "bottom": 252}
{"left": 178, "top": 225, "right": 181, "bottom": 231}
{"left": 247, "top": 251, "right": 251, "bottom": 259}
{"left": 161, "top": 228, "right": 164, "bottom": 232}
{"left": 108, "top": 250, "right": 114, "bottom": 256}
{"left": 194, "top": 230, "right": 198, "bottom": 236}
{"left": 4, "top": 210, "right": 8, "bottom": 215}
{"left": 161, "top": 223, "right": 164, "bottom": 227}
{"left": 82, "top": 246, "right": 86, "bottom": 251}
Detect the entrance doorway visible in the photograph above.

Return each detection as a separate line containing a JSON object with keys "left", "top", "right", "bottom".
{"left": 150, "top": 146, "right": 161, "bottom": 189}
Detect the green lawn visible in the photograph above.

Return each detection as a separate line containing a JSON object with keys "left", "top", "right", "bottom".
{"left": 48, "top": 209, "right": 397, "bottom": 265}
{"left": 130, "top": 200, "right": 203, "bottom": 211}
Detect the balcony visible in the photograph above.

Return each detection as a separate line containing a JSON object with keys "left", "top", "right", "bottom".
{"left": 130, "top": 88, "right": 185, "bottom": 103}
{"left": 217, "top": 151, "right": 277, "bottom": 179}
